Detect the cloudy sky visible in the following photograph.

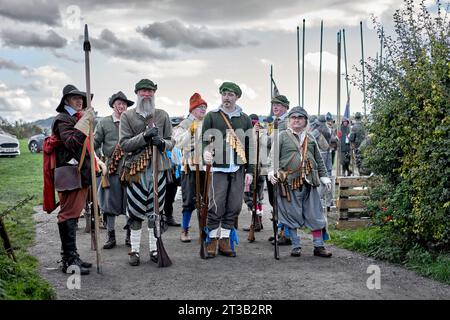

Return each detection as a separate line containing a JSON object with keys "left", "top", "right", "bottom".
{"left": 0, "top": 0, "right": 442, "bottom": 122}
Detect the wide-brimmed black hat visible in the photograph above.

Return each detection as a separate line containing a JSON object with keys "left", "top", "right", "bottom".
{"left": 109, "top": 91, "right": 134, "bottom": 108}
{"left": 56, "top": 84, "right": 93, "bottom": 112}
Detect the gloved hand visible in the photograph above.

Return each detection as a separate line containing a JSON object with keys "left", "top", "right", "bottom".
{"left": 143, "top": 126, "right": 159, "bottom": 143}
{"left": 97, "top": 158, "right": 107, "bottom": 176}
{"left": 203, "top": 150, "right": 213, "bottom": 164}
{"left": 245, "top": 173, "right": 253, "bottom": 186}
{"left": 74, "top": 108, "right": 95, "bottom": 136}
{"left": 268, "top": 170, "right": 278, "bottom": 185}
{"left": 320, "top": 176, "right": 332, "bottom": 192}
{"left": 151, "top": 136, "right": 165, "bottom": 152}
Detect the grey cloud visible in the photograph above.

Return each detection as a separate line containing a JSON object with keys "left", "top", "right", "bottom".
{"left": 0, "top": 29, "right": 67, "bottom": 49}
{"left": 137, "top": 20, "right": 259, "bottom": 49}
{"left": 0, "top": 58, "right": 28, "bottom": 71}
{"left": 0, "top": 0, "right": 60, "bottom": 25}
{"left": 89, "top": 28, "right": 172, "bottom": 60}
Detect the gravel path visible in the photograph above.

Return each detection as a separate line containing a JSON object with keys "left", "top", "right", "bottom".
{"left": 29, "top": 195, "right": 450, "bottom": 300}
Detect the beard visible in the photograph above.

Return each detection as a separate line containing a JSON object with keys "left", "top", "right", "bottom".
{"left": 135, "top": 95, "right": 155, "bottom": 117}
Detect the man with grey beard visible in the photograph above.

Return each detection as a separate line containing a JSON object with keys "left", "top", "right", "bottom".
{"left": 119, "top": 79, "right": 174, "bottom": 266}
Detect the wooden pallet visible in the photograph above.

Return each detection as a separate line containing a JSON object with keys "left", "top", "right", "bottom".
{"left": 335, "top": 176, "right": 371, "bottom": 229}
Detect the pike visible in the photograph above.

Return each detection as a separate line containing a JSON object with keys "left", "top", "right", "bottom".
{"left": 194, "top": 126, "right": 202, "bottom": 243}
{"left": 199, "top": 137, "right": 214, "bottom": 259}
{"left": 247, "top": 122, "right": 260, "bottom": 242}
{"left": 151, "top": 113, "right": 172, "bottom": 268}
{"left": 272, "top": 119, "right": 280, "bottom": 260}
{"left": 83, "top": 24, "right": 102, "bottom": 273}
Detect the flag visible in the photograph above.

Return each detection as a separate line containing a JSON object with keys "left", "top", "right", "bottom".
{"left": 271, "top": 77, "right": 280, "bottom": 99}
{"left": 343, "top": 95, "right": 350, "bottom": 119}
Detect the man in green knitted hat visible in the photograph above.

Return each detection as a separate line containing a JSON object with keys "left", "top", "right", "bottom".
{"left": 201, "top": 81, "right": 255, "bottom": 258}
{"left": 119, "top": 78, "right": 174, "bottom": 266}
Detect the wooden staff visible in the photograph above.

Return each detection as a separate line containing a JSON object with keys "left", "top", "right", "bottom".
{"left": 83, "top": 24, "right": 101, "bottom": 274}
{"left": 248, "top": 123, "right": 260, "bottom": 242}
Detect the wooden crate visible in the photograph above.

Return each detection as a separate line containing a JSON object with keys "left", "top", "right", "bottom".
{"left": 336, "top": 176, "right": 370, "bottom": 225}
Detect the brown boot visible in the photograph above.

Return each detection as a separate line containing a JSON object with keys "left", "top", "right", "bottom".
{"left": 218, "top": 238, "right": 236, "bottom": 257}
{"left": 206, "top": 238, "right": 218, "bottom": 257}
{"left": 313, "top": 246, "right": 332, "bottom": 258}
{"left": 180, "top": 228, "right": 191, "bottom": 243}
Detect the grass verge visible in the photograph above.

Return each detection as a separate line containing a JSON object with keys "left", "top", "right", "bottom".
{"left": 0, "top": 139, "right": 55, "bottom": 299}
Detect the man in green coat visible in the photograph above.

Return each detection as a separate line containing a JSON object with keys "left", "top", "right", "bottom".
{"left": 268, "top": 106, "right": 332, "bottom": 258}
{"left": 94, "top": 91, "right": 134, "bottom": 249}
{"left": 202, "top": 81, "right": 254, "bottom": 258}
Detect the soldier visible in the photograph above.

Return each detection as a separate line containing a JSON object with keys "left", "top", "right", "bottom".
{"left": 94, "top": 91, "right": 134, "bottom": 249}
{"left": 266, "top": 95, "right": 292, "bottom": 245}
{"left": 119, "top": 79, "right": 174, "bottom": 266}
{"left": 202, "top": 82, "right": 254, "bottom": 258}
{"left": 338, "top": 117, "right": 352, "bottom": 176}
{"left": 51, "top": 84, "right": 104, "bottom": 275}
{"left": 173, "top": 93, "right": 208, "bottom": 242}
{"left": 349, "top": 112, "right": 366, "bottom": 175}
{"left": 268, "top": 106, "right": 332, "bottom": 258}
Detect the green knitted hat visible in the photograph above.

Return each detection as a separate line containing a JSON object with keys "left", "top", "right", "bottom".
{"left": 219, "top": 82, "right": 242, "bottom": 98}
{"left": 271, "top": 95, "right": 290, "bottom": 109}
{"left": 134, "top": 79, "right": 157, "bottom": 93}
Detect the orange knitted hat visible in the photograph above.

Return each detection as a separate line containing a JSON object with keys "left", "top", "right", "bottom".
{"left": 189, "top": 93, "right": 207, "bottom": 112}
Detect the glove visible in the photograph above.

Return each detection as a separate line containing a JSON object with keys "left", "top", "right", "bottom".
{"left": 245, "top": 173, "right": 253, "bottom": 186}
{"left": 74, "top": 108, "right": 95, "bottom": 136}
{"left": 203, "top": 150, "right": 213, "bottom": 164}
{"left": 320, "top": 176, "right": 332, "bottom": 192}
{"left": 268, "top": 170, "right": 278, "bottom": 185}
{"left": 97, "top": 159, "right": 107, "bottom": 176}
{"left": 151, "top": 136, "right": 165, "bottom": 152}
{"left": 143, "top": 126, "right": 159, "bottom": 143}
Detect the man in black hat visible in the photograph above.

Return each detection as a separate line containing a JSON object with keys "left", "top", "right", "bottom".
{"left": 52, "top": 84, "right": 102, "bottom": 275}
{"left": 94, "top": 91, "right": 134, "bottom": 249}
{"left": 119, "top": 79, "right": 174, "bottom": 266}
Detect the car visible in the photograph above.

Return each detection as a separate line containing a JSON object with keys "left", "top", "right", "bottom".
{"left": 28, "top": 131, "right": 48, "bottom": 153}
{"left": 0, "top": 129, "right": 20, "bottom": 157}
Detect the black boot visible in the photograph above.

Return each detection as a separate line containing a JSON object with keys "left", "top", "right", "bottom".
{"left": 65, "top": 219, "right": 91, "bottom": 273}
{"left": 123, "top": 223, "right": 131, "bottom": 247}
{"left": 165, "top": 213, "right": 181, "bottom": 227}
{"left": 103, "top": 230, "right": 116, "bottom": 249}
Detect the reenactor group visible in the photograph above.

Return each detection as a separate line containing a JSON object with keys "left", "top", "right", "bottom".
{"left": 47, "top": 79, "right": 366, "bottom": 275}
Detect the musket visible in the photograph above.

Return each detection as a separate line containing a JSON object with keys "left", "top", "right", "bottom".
{"left": 83, "top": 24, "right": 102, "bottom": 273}
{"left": 199, "top": 137, "right": 214, "bottom": 259}
{"left": 248, "top": 123, "right": 260, "bottom": 242}
{"left": 0, "top": 195, "right": 34, "bottom": 262}
{"left": 272, "top": 119, "right": 280, "bottom": 260}
{"left": 151, "top": 115, "right": 172, "bottom": 268}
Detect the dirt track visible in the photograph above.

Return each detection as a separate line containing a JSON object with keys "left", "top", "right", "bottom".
{"left": 30, "top": 195, "right": 450, "bottom": 300}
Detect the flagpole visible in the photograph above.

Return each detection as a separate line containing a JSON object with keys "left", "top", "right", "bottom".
{"left": 302, "top": 19, "right": 305, "bottom": 107}
{"left": 270, "top": 64, "right": 274, "bottom": 116}
{"left": 318, "top": 20, "right": 323, "bottom": 116}
{"left": 360, "top": 21, "right": 367, "bottom": 118}
{"left": 297, "top": 26, "right": 300, "bottom": 107}
{"left": 342, "top": 28, "right": 350, "bottom": 101}
{"left": 336, "top": 30, "right": 342, "bottom": 177}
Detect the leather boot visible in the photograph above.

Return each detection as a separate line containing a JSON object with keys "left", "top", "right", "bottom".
{"left": 258, "top": 215, "right": 263, "bottom": 230}
{"left": 61, "top": 219, "right": 90, "bottom": 275}
{"left": 66, "top": 219, "right": 92, "bottom": 269}
{"left": 313, "top": 246, "right": 332, "bottom": 258}
{"left": 180, "top": 228, "right": 191, "bottom": 243}
{"left": 128, "top": 252, "right": 140, "bottom": 266}
{"left": 103, "top": 230, "right": 116, "bottom": 249}
{"left": 125, "top": 227, "right": 131, "bottom": 247}
{"left": 206, "top": 238, "right": 218, "bottom": 257}
{"left": 165, "top": 213, "right": 181, "bottom": 227}
{"left": 218, "top": 238, "right": 236, "bottom": 257}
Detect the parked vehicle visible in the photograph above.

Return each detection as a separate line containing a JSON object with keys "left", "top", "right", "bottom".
{"left": 28, "top": 131, "right": 48, "bottom": 153}
{"left": 0, "top": 129, "right": 20, "bottom": 157}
